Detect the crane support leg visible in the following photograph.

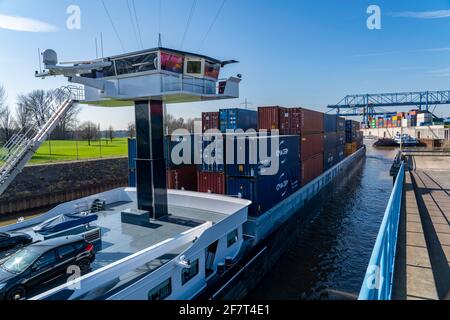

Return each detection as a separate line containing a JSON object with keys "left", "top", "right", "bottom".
{"left": 135, "top": 100, "right": 168, "bottom": 220}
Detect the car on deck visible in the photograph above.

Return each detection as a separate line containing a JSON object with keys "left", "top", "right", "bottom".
{"left": 0, "top": 232, "right": 33, "bottom": 253}
{"left": 0, "top": 236, "right": 95, "bottom": 300}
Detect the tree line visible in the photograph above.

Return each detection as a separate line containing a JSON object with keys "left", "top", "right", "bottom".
{"left": 0, "top": 84, "right": 196, "bottom": 145}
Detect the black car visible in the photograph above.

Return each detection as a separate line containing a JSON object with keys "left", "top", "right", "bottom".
{"left": 0, "top": 236, "right": 95, "bottom": 300}
{"left": 0, "top": 232, "right": 33, "bottom": 253}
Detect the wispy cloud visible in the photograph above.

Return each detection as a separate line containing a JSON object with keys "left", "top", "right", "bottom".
{"left": 430, "top": 67, "right": 450, "bottom": 77}
{"left": 372, "top": 66, "right": 426, "bottom": 72}
{"left": 352, "top": 46, "right": 450, "bottom": 58}
{"left": 351, "top": 51, "right": 398, "bottom": 58}
{"left": 414, "top": 47, "right": 450, "bottom": 53}
{"left": 390, "top": 9, "right": 450, "bottom": 19}
{"left": 0, "top": 14, "right": 58, "bottom": 32}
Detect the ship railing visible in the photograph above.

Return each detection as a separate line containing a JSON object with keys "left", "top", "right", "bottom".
{"left": 358, "top": 161, "right": 405, "bottom": 300}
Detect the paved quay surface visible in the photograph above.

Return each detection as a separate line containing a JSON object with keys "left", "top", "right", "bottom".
{"left": 394, "top": 155, "right": 450, "bottom": 300}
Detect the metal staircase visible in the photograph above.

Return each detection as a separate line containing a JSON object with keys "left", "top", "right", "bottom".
{"left": 0, "top": 86, "right": 83, "bottom": 196}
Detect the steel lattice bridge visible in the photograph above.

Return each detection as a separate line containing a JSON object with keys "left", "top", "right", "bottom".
{"left": 327, "top": 90, "right": 450, "bottom": 122}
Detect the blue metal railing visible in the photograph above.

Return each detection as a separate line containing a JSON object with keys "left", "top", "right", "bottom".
{"left": 358, "top": 162, "right": 405, "bottom": 300}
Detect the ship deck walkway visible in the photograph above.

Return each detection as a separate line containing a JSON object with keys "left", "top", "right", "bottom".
{"left": 393, "top": 154, "right": 450, "bottom": 300}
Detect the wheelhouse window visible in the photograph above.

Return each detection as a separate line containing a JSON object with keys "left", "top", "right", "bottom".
{"left": 204, "top": 61, "right": 220, "bottom": 79}
{"left": 100, "top": 63, "right": 116, "bottom": 77}
{"left": 148, "top": 278, "right": 172, "bottom": 300}
{"left": 181, "top": 259, "right": 199, "bottom": 285}
{"left": 186, "top": 60, "right": 202, "bottom": 74}
{"left": 227, "top": 229, "right": 239, "bottom": 248}
{"left": 115, "top": 52, "right": 158, "bottom": 76}
{"left": 185, "top": 57, "right": 204, "bottom": 77}
{"left": 161, "top": 52, "right": 184, "bottom": 74}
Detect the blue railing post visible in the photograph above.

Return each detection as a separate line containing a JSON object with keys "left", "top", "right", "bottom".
{"left": 358, "top": 162, "right": 405, "bottom": 300}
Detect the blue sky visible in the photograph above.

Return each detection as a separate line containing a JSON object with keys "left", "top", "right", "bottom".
{"left": 1, "top": 0, "right": 450, "bottom": 129}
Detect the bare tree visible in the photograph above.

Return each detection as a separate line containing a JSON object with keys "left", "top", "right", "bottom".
{"left": 127, "top": 123, "right": 136, "bottom": 138}
{"left": 107, "top": 126, "right": 115, "bottom": 143}
{"left": 16, "top": 90, "right": 51, "bottom": 128}
{"left": 15, "top": 98, "right": 32, "bottom": 131}
{"left": 79, "top": 121, "right": 98, "bottom": 146}
{"left": 0, "top": 106, "right": 16, "bottom": 143}
{"left": 165, "top": 114, "right": 196, "bottom": 134}
{"left": 16, "top": 88, "right": 80, "bottom": 139}
{"left": 0, "top": 86, "right": 16, "bottom": 143}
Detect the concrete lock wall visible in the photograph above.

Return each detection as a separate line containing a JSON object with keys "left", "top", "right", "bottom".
{"left": 0, "top": 158, "right": 129, "bottom": 217}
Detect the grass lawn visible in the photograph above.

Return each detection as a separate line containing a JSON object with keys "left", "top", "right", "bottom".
{"left": 30, "top": 138, "right": 129, "bottom": 164}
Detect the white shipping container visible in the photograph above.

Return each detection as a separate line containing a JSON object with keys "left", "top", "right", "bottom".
{"left": 417, "top": 113, "right": 433, "bottom": 123}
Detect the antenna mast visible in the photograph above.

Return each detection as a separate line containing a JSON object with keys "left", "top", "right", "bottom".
{"left": 37, "top": 48, "right": 42, "bottom": 73}
{"left": 100, "top": 32, "right": 104, "bottom": 58}
{"left": 95, "top": 38, "right": 99, "bottom": 59}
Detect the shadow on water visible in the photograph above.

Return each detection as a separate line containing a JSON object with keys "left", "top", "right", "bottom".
{"left": 246, "top": 144, "right": 397, "bottom": 300}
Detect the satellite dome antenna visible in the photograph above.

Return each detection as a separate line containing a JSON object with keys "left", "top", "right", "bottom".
{"left": 43, "top": 49, "right": 58, "bottom": 68}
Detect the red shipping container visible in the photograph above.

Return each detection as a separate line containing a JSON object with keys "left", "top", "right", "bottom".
{"left": 202, "top": 112, "right": 220, "bottom": 132}
{"left": 301, "top": 153, "right": 324, "bottom": 187}
{"left": 197, "top": 171, "right": 226, "bottom": 195}
{"left": 257, "top": 106, "right": 290, "bottom": 134}
{"left": 301, "top": 133, "right": 324, "bottom": 161}
{"left": 290, "top": 108, "right": 324, "bottom": 134}
{"left": 167, "top": 166, "right": 198, "bottom": 191}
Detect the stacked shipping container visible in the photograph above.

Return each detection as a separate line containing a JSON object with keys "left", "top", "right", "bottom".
{"left": 219, "top": 108, "right": 258, "bottom": 132}
{"left": 289, "top": 108, "right": 324, "bottom": 186}
{"left": 127, "top": 106, "right": 363, "bottom": 219}
{"left": 323, "top": 115, "right": 347, "bottom": 171}
{"left": 366, "top": 110, "right": 439, "bottom": 129}
{"left": 202, "top": 112, "right": 220, "bottom": 132}
{"left": 226, "top": 135, "right": 301, "bottom": 217}
{"left": 345, "top": 120, "right": 362, "bottom": 156}
{"left": 258, "top": 106, "right": 291, "bottom": 135}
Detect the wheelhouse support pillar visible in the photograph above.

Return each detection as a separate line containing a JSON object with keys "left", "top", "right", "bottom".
{"left": 134, "top": 99, "right": 168, "bottom": 220}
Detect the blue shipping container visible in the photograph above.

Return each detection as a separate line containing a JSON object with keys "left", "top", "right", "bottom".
{"left": 165, "top": 134, "right": 203, "bottom": 169}
{"left": 128, "top": 169, "right": 136, "bottom": 187}
{"left": 324, "top": 148, "right": 337, "bottom": 171}
{"left": 337, "top": 117, "right": 346, "bottom": 132}
{"left": 202, "top": 137, "right": 225, "bottom": 172}
{"left": 128, "top": 138, "right": 137, "bottom": 170}
{"left": 337, "top": 145, "right": 345, "bottom": 162}
{"left": 337, "top": 131, "right": 346, "bottom": 145}
{"left": 226, "top": 135, "right": 300, "bottom": 178}
{"left": 227, "top": 166, "right": 300, "bottom": 217}
{"left": 219, "top": 108, "right": 258, "bottom": 133}
{"left": 324, "top": 132, "right": 338, "bottom": 151}
{"left": 324, "top": 114, "right": 338, "bottom": 133}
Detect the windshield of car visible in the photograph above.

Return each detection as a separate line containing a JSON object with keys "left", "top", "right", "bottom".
{"left": 1, "top": 248, "right": 41, "bottom": 274}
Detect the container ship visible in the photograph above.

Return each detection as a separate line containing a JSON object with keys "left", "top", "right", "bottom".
{"left": 0, "top": 47, "right": 365, "bottom": 300}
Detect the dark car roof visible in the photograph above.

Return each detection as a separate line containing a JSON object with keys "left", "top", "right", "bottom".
{"left": 28, "top": 236, "right": 85, "bottom": 252}
{"left": 0, "top": 232, "right": 29, "bottom": 238}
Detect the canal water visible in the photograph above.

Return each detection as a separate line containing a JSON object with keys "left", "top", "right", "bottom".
{"left": 246, "top": 144, "right": 397, "bottom": 300}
